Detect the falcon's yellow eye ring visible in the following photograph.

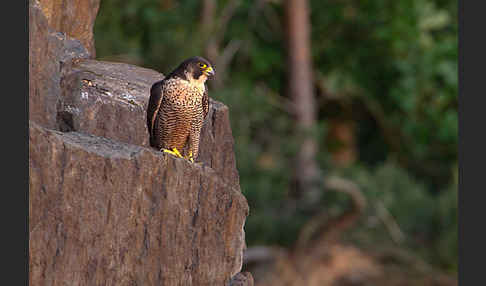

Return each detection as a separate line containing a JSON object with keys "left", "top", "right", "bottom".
{"left": 199, "top": 63, "right": 207, "bottom": 69}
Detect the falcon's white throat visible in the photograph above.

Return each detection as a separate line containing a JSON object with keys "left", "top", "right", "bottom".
{"left": 185, "top": 70, "right": 208, "bottom": 94}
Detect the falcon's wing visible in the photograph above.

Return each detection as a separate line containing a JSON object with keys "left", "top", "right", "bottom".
{"left": 202, "top": 85, "right": 209, "bottom": 119}
{"left": 147, "top": 79, "right": 165, "bottom": 147}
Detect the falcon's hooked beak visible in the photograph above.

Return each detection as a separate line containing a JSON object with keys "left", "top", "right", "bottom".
{"left": 204, "top": 66, "right": 215, "bottom": 78}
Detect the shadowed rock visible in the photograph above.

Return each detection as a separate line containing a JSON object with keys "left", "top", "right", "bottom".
{"left": 29, "top": 121, "right": 249, "bottom": 285}
{"left": 29, "top": 0, "right": 90, "bottom": 129}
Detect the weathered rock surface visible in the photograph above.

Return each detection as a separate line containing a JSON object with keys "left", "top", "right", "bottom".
{"left": 58, "top": 59, "right": 240, "bottom": 189}
{"left": 30, "top": 121, "right": 248, "bottom": 285}
{"left": 37, "top": 0, "right": 100, "bottom": 57}
{"left": 57, "top": 59, "right": 163, "bottom": 146}
{"left": 29, "top": 0, "right": 252, "bottom": 284}
{"left": 29, "top": 0, "right": 90, "bottom": 129}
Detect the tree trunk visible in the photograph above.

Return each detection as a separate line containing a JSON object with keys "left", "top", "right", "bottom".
{"left": 200, "top": 0, "right": 217, "bottom": 62}
{"left": 285, "top": 0, "right": 320, "bottom": 203}
{"left": 200, "top": 0, "right": 216, "bottom": 35}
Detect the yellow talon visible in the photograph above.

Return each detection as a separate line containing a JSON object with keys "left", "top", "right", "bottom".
{"left": 161, "top": 148, "right": 183, "bottom": 158}
{"left": 172, "top": 148, "right": 183, "bottom": 158}
{"left": 185, "top": 151, "right": 194, "bottom": 163}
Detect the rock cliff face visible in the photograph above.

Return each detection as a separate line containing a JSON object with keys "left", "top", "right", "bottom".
{"left": 29, "top": 121, "right": 248, "bottom": 285}
{"left": 29, "top": 0, "right": 91, "bottom": 129}
{"left": 29, "top": 0, "right": 252, "bottom": 285}
{"left": 37, "top": 0, "right": 100, "bottom": 57}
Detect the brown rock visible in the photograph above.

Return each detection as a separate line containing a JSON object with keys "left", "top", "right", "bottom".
{"left": 57, "top": 59, "right": 162, "bottom": 146}
{"left": 29, "top": 0, "right": 251, "bottom": 284}
{"left": 29, "top": 121, "right": 249, "bottom": 285}
{"left": 37, "top": 0, "right": 100, "bottom": 57}
{"left": 58, "top": 59, "right": 240, "bottom": 189}
{"left": 199, "top": 99, "right": 241, "bottom": 190}
{"left": 29, "top": 0, "right": 90, "bottom": 129}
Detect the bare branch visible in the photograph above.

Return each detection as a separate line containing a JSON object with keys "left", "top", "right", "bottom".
{"left": 218, "top": 0, "right": 241, "bottom": 36}
{"left": 243, "top": 245, "right": 283, "bottom": 265}
{"left": 200, "top": 0, "right": 216, "bottom": 34}
{"left": 211, "top": 39, "right": 242, "bottom": 88}
{"left": 375, "top": 200, "right": 406, "bottom": 245}
{"left": 296, "top": 175, "right": 367, "bottom": 250}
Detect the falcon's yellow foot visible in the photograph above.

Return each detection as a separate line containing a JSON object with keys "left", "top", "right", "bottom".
{"left": 184, "top": 151, "right": 194, "bottom": 163}
{"left": 161, "top": 148, "right": 183, "bottom": 158}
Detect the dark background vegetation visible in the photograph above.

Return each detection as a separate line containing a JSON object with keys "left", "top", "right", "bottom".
{"left": 94, "top": 0, "right": 457, "bottom": 278}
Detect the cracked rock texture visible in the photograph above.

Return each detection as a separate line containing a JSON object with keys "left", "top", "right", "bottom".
{"left": 29, "top": 0, "right": 90, "bottom": 129}
{"left": 37, "top": 0, "right": 100, "bottom": 57}
{"left": 29, "top": 0, "right": 252, "bottom": 285}
{"left": 29, "top": 122, "right": 248, "bottom": 285}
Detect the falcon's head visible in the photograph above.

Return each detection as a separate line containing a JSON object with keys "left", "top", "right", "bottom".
{"left": 170, "top": 56, "right": 215, "bottom": 83}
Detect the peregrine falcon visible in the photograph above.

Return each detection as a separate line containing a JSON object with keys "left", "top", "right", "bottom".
{"left": 147, "top": 56, "right": 215, "bottom": 163}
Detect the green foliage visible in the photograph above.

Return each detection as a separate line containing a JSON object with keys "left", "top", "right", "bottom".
{"left": 95, "top": 0, "right": 205, "bottom": 68}
{"left": 434, "top": 183, "right": 458, "bottom": 271}
{"left": 94, "top": 0, "right": 457, "bottom": 274}
{"left": 210, "top": 86, "right": 299, "bottom": 246}
{"left": 338, "top": 162, "right": 457, "bottom": 273}
{"left": 348, "top": 163, "right": 435, "bottom": 236}
{"left": 308, "top": 0, "right": 457, "bottom": 187}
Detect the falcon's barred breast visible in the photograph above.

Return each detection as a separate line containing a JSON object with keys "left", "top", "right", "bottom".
{"left": 146, "top": 56, "right": 214, "bottom": 162}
